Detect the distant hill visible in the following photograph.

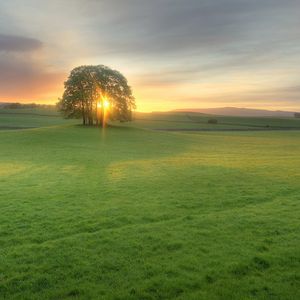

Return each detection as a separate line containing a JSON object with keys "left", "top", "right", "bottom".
{"left": 174, "top": 107, "right": 298, "bottom": 117}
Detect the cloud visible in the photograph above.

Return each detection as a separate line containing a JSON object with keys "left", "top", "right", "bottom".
{"left": 246, "top": 85, "right": 300, "bottom": 102}
{"left": 0, "top": 34, "right": 42, "bottom": 52}
{"left": 0, "top": 23, "right": 62, "bottom": 100}
{"left": 0, "top": 53, "right": 65, "bottom": 100}
{"left": 77, "top": 0, "right": 300, "bottom": 58}
{"left": 0, "top": 32, "right": 62, "bottom": 101}
{"left": 0, "top": 0, "right": 299, "bottom": 109}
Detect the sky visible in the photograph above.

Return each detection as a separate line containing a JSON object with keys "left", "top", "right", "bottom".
{"left": 0, "top": 0, "right": 300, "bottom": 112}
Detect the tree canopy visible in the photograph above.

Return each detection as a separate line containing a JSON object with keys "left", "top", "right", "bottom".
{"left": 58, "top": 65, "right": 135, "bottom": 126}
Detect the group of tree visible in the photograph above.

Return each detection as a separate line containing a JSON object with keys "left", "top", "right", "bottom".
{"left": 1, "top": 103, "right": 54, "bottom": 109}
{"left": 57, "top": 65, "right": 135, "bottom": 126}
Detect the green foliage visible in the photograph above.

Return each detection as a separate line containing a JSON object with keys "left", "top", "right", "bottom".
{"left": 58, "top": 65, "right": 135, "bottom": 126}
{"left": 0, "top": 111, "right": 299, "bottom": 299}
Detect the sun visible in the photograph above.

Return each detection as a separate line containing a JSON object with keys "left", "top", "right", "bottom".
{"left": 97, "top": 98, "right": 110, "bottom": 109}
{"left": 103, "top": 99, "right": 110, "bottom": 108}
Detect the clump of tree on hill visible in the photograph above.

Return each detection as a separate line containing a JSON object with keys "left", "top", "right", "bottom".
{"left": 1, "top": 103, "right": 54, "bottom": 109}
{"left": 57, "top": 65, "right": 136, "bottom": 127}
{"left": 295, "top": 113, "right": 300, "bottom": 118}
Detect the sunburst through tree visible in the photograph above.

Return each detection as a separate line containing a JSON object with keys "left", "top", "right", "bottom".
{"left": 58, "top": 65, "right": 136, "bottom": 127}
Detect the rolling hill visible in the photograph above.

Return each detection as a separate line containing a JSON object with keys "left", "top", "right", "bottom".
{"left": 174, "top": 107, "right": 298, "bottom": 117}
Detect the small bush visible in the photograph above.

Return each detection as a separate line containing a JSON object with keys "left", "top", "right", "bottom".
{"left": 208, "top": 119, "right": 218, "bottom": 124}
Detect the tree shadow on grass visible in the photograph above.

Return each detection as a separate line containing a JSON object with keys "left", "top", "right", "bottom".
{"left": 74, "top": 123, "right": 136, "bottom": 131}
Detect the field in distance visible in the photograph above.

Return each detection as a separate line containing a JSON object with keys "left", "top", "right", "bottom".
{"left": 0, "top": 108, "right": 299, "bottom": 299}
{"left": 1, "top": 107, "right": 300, "bottom": 131}
{"left": 126, "top": 111, "right": 300, "bottom": 130}
{"left": 0, "top": 107, "right": 77, "bottom": 130}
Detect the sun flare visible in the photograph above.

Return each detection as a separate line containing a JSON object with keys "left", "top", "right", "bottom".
{"left": 97, "top": 98, "right": 110, "bottom": 110}
{"left": 103, "top": 99, "right": 110, "bottom": 108}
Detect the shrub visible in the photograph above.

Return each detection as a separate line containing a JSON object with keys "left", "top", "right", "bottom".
{"left": 208, "top": 119, "right": 218, "bottom": 124}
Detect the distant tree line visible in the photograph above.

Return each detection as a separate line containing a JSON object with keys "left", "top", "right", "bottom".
{"left": 1, "top": 103, "right": 54, "bottom": 109}
{"left": 57, "top": 65, "right": 136, "bottom": 126}
{"left": 295, "top": 113, "right": 300, "bottom": 118}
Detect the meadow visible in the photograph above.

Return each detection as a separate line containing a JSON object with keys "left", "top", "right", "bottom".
{"left": 0, "top": 109, "right": 299, "bottom": 299}
{"left": 0, "top": 108, "right": 77, "bottom": 129}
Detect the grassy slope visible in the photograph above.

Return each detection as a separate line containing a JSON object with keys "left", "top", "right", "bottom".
{"left": 2, "top": 108, "right": 300, "bottom": 130}
{"left": 0, "top": 108, "right": 78, "bottom": 129}
{"left": 127, "top": 112, "right": 300, "bottom": 130}
{"left": 0, "top": 120, "right": 299, "bottom": 299}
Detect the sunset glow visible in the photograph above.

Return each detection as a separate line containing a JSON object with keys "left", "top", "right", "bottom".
{"left": 0, "top": 0, "right": 300, "bottom": 111}
{"left": 103, "top": 99, "right": 110, "bottom": 109}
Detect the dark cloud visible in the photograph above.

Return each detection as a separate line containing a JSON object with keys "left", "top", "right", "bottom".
{"left": 0, "top": 54, "right": 64, "bottom": 99}
{"left": 81, "top": 0, "right": 300, "bottom": 57}
{"left": 134, "top": 45, "right": 299, "bottom": 87}
{"left": 0, "top": 34, "right": 42, "bottom": 52}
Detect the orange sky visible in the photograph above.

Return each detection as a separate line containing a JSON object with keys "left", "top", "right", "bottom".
{"left": 1, "top": 0, "right": 300, "bottom": 112}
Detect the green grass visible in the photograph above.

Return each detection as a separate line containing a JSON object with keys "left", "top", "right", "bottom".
{"left": 126, "top": 112, "right": 300, "bottom": 130}
{"left": 0, "top": 108, "right": 77, "bottom": 129}
{"left": 0, "top": 111, "right": 299, "bottom": 299}
{"left": 2, "top": 108, "right": 300, "bottom": 130}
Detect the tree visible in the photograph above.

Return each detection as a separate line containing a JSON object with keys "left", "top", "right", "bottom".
{"left": 57, "top": 65, "right": 135, "bottom": 126}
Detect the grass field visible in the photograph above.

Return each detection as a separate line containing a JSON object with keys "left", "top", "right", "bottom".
{"left": 0, "top": 109, "right": 299, "bottom": 299}
{"left": 0, "top": 108, "right": 77, "bottom": 129}
{"left": 116, "top": 112, "right": 300, "bottom": 131}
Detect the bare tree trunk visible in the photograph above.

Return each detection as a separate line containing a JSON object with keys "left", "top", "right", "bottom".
{"left": 99, "top": 107, "right": 103, "bottom": 127}
{"left": 81, "top": 100, "right": 86, "bottom": 125}
{"left": 89, "top": 99, "right": 93, "bottom": 125}
{"left": 79, "top": 82, "right": 88, "bottom": 126}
